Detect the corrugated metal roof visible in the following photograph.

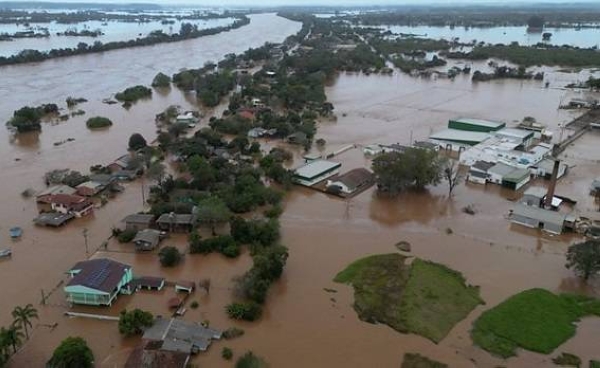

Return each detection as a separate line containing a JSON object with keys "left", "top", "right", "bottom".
{"left": 512, "top": 203, "right": 567, "bottom": 225}
{"left": 294, "top": 160, "right": 341, "bottom": 180}
{"left": 430, "top": 129, "right": 490, "bottom": 144}
{"left": 452, "top": 118, "right": 505, "bottom": 128}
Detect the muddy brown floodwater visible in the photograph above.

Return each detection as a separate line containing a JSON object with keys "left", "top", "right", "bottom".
{"left": 3, "top": 13, "right": 600, "bottom": 368}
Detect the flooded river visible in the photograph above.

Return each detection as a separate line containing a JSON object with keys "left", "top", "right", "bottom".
{"left": 0, "top": 17, "right": 236, "bottom": 57}
{"left": 3, "top": 12, "right": 600, "bottom": 368}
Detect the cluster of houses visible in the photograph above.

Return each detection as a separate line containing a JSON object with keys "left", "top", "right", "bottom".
{"left": 34, "top": 154, "right": 142, "bottom": 227}
{"left": 62, "top": 257, "right": 217, "bottom": 367}
{"left": 428, "top": 117, "right": 566, "bottom": 191}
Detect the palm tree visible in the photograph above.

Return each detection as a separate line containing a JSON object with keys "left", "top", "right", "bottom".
{"left": 0, "top": 327, "right": 11, "bottom": 362}
{"left": 11, "top": 304, "right": 38, "bottom": 340}
{"left": 5, "top": 326, "right": 23, "bottom": 354}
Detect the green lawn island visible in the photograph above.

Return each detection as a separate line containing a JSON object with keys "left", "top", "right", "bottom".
{"left": 64, "top": 258, "right": 133, "bottom": 306}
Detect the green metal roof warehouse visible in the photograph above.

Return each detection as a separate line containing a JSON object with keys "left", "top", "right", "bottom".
{"left": 448, "top": 118, "right": 506, "bottom": 133}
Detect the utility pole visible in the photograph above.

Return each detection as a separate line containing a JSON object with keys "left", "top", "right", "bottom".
{"left": 82, "top": 228, "right": 89, "bottom": 257}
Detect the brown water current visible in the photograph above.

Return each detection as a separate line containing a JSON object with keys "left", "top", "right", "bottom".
{"left": 2, "top": 14, "right": 600, "bottom": 368}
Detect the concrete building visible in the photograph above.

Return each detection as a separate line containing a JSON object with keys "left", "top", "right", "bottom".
{"left": 531, "top": 158, "right": 568, "bottom": 180}
{"left": 494, "top": 128, "right": 535, "bottom": 149}
{"left": 293, "top": 160, "right": 342, "bottom": 187}
{"left": 429, "top": 129, "right": 491, "bottom": 150}
{"left": 448, "top": 118, "right": 506, "bottom": 132}
{"left": 64, "top": 259, "right": 133, "bottom": 306}
{"left": 467, "top": 161, "right": 495, "bottom": 184}
{"left": 488, "top": 162, "right": 531, "bottom": 190}
{"left": 510, "top": 203, "right": 567, "bottom": 234}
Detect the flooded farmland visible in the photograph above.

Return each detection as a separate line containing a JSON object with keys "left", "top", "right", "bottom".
{"left": 2, "top": 11, "right": 600, "bottom": 368}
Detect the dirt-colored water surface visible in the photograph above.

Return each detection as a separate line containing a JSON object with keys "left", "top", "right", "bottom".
{"left": 2, "top": 13, "right": 600, "bottom": 368}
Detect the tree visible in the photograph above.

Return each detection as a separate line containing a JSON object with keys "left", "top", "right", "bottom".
{"left": 86, "top": 116, "right": 112, "bottom": 129}
{"left": 47, "top": 337, "right": 94, "bottom": 368}
{"left": 147, "top": 162, "right": 166, "bottom": 189}
{"left": 118, "top": 309, "right": 154, "bottom": 336}
{"left": 4, "top": 326, "right": 22, "bottom": 354}
{"left": 443, "top": 159, "right": 463, "bottom": 197}
{"left": 128, "top": 133, "right": 147, "bottom": 151}
{"left": 0, "top": 327, "right": 10, "bottom": 365}
{"left": 152, "top": 72, "right": 171, "bottom": 88}
{"left": 196, "top": 196, "right": 232, "bottom": 235}
{"left": 565, "top": 240, "right": 600, "bottom": 282}
{"left": 235, "top": 351, "right": 268, "bottom": 368}
{"left": 372, "top": 148, "right": 442, "bottom": 195}
{"left": 159, "top": 246, "right": 183, "bottom": 267}
{"left": 11, "top": 304, "right": 38, "bottom": 339}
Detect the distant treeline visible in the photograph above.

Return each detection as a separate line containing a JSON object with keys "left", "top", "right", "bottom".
{"left": 0, "top": 16, "right": 250, "bottom": 67}
{"left": 0, "top": 9, "right": 242, "bottom": 24}
{"left": 341, "top": 7, "right": 600, "bottom": 28}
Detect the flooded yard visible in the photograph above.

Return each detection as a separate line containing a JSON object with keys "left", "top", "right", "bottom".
{"left": 2, "top": 12, "right": 600, "bottom": 368}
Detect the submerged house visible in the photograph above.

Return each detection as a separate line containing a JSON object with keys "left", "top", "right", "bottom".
{"left": 36, "top": 185, "right": 76, "bottom": 204}
{"left": 156, "top": 209, "right": 198, "bottom": 233}
{"left": 64, "top": 258, "right": 133, "bottom": 306}
{"left": 122, "top": 214, "right": 155, "bottom": 232}
{"left": 293, "top": 160, "right": 342, "bottom": 187}
{"left": 142, "top": 317, "right": 221, "bottom": 354}
{"left": 47, "top": 194, "right": 94, "bottom": 217}
{"left": 326, "top": 168, "right": 375, "bottom": 196}
{"left": 488, "top": 162, "right": 531, "bottom": 190}
{"left": 133, "top": 229, "right": 163, "bottom": 251}
{"left": 510, "top": 203, "right": 568, "bottom": 235}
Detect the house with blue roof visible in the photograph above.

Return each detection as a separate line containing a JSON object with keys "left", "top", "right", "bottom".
{"left": 64, "top": 258, "right": 133, "bottom": 306}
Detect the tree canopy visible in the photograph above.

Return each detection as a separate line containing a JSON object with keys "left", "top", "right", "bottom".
{"left": 118, "top": 309, "right": 154, "bottom": 336}
{"left": 128, "top": 133, "right": 147, "bottom": 151}
{"left": 47, "top": 337, "right": 94, "bottom": 368}
{"left": 196, "top": 196, "right": 232, "bottom": 235}
{"left": 151, "top": 72, "right": 171, "bottom": 88}
{"left": 159, "top": 246, "right": 183, "bottom": 267}
{"left": 566, "top": 240, "right": 600, "bottom": 281}
{"left": 372, "top": 148, "right": 442, "bottom": 195}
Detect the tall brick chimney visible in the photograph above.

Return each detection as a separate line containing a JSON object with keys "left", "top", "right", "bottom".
{"left": 544, "top": 159, "right": 560, "bottom": 209}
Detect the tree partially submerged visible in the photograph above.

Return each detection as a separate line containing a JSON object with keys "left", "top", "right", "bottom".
{"left": 372, "top": 148, "right": 442, "bottom": 195}
{"left": 118, "top": 309, "right": 154, "bottom": 336}
{"left": 47, "top": 337, "right": 94, "bottom": 368}
{"left": 159, "top": 246, "right": 183, "bottom": 267}
{"left": 443, "top": 159, "right": 463, "bottom": 198}
{"left": 565, "top": 240, "right": 600, "bottom": 282}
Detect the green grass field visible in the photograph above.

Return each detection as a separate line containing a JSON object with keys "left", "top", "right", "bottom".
{"left": 472, "top": 289, "right": 600, "bottom": 358}
{"left": 334, "top": 254, "right": 483, "bottom": 343}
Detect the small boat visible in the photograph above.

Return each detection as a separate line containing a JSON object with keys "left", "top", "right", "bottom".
{"left": 9, "top": 227, "right": 22, "bottom": 238}
{"left": 0, "top": 249, "right": 12, "bottom": 258}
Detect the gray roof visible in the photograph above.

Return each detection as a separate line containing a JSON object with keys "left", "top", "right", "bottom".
{"left": 34, "top": 212, "right": 74, "bottom": 226}
{"left": 294, "top": 160, "right": 341, "bottom": 180}
{"left": 123, "top": 214, "right": 155, "bottom": 224}
{"left": 430, "top": 129, "right": 490, "bottom": 144}
{"left": 488, "top": 162, "right": 518, "bottom": 177}
{"left": 89, "top": 174, "right": 114, "bottom": 185}
{"left": 523, "top": 187, "right": 547, "bottom": 199}
{"left": 157, "top": 213, "right": 195, "bottom": 226}
{"left": 471, "top": 160, "right": 495, "bottom": 172}
{"left": 512, "top": 203, "right": 567, "bottom": 225}
{"left": 133, "top": 229, "right": 161, "bottom": 247}
{"left": 37, "top": 185, "right": 77, "bottom": 198}
{"left": 143, "top": 318, "right": 221, "bottom": 353}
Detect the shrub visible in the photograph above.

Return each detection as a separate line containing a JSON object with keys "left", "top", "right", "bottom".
{"left": 115, "top": 85, "right": 152, "bottom": 102}
{"left": 128, "top": 133, "right": 147, "bottom": 151}
{"left": 190, "top": 234, "right": 239, "bottom": 257}
{"left": 222, "top": 347, "right": 233, "bottom": 360}
{"left": 235, "top": 351, "right": 267, "bottom": 368}
{"left": 159, "top": 246, "right": 183, "bottom": 267}
{"left": 190, "top": 301, "right": 199, "bottom": 309}
{"left": 223, "top": 327, "right": 245, "bottom": 340}
{"left": 152, "top": 72, "right": 171, "bottom": 88}
{"left": 552, "top": 353, "right": 581, "bottom": 367}
{"left": 225, "top": 302, "right": 262, "bottom": 321}
{"left": 117, "top": 229, "right": 137, "bottom": 243}
{"left": 118, "top": 309, "right": 153, "bottom": 336}
{"left": 86, "top": 116, "right": 112, "bottom": 129}
{"left": 47, "top": 337, "right": 94, "bottom": 368}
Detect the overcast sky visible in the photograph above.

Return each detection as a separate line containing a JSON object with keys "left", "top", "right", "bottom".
{"left": 4, "top": 0, "right": 600, "bottom": 5}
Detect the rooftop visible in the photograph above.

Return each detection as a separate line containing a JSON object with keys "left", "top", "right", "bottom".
{"left": 67, "top": 258, "right": 130, "bottom": 293}
{"left": 451, "top": 117, "right": 506, "bottom": 129}
{"left": 33, "top": 212, "right": 74, "bottom": 227}
{"left": 503, "top": 167, "right": 530, "bottom": 183}
{"left": 36, "top": 185, "right": 76, "bottom": 198}
{"left": 294, "top": 160, "right": 341, "bottom": 180}
{"left": 123, "top": 214, "right": 155, "bottom": 224}
{"left": 494, "top": 128, "right": 535, "bottom": 140}
{"left": 471, "top": 160, "right": 495, "bottom": 172}
{"left": 142, "top": 318, "right": 221, "bottom": 353}
{"left": 523, "top": 187, "right": 548, "bottom": 199}
{"left": 133, "top": 229, "right": 162, "bottom": 246}
{"left": 156, "top": 213, "right": 196, "bottom": 225}
{"left": 488, "top": 162, "right": 520, "bottom": 177}
{"left": 429, "top": 129, "right": 490, "bottom": 144}
{"left": 512, "top": 203, "right": 567, "bottom": 225}
{"left": 331, "top": 168, "right": 375, "bottom": 191}
{"left": 125, "top": 341, "right": 190, "bottom": 368}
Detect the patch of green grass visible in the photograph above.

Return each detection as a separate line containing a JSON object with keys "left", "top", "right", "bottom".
{"left": 401, "top": 353, "right": 448, "bottom": 368}
{"left": 334, "top": 254, "right": 483, "bottom": 343}
{"left": 400, "top": 259, "right": 484, "bottom": 342}
{"left": 472, "top": 289, "right": 600, "bottom": 358}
